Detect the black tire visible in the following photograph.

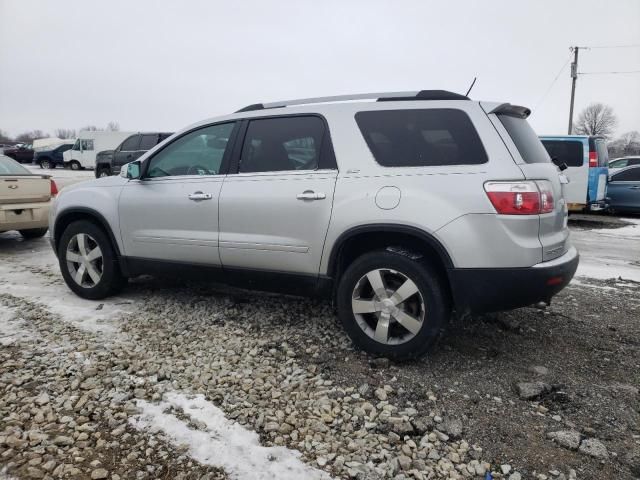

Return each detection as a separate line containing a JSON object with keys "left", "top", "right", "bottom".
{"left": 40, "top": 158, "right": 52, "bottom": 169}
{"left": 96, "top": 167, "right": 111, "bottom": 178}
{"left": 19, "top": 228, "right": 48, "bottom": 239}
{"left": 57, "top": 220, "right": 126, "bottom": 299}
{"left": 336, "top": 250, "right": 450, "bottom": 360}
{"left": 69, "top": 160, "right": 81, "bottom": 171}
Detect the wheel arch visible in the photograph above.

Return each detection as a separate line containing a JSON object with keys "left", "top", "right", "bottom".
{"left": 327, "top": 224, "right": 454, "bottom": 285}
{"left": 54, "top": 207, "right": 122, "bottom": 259}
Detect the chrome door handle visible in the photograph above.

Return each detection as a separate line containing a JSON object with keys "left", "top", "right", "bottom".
{"left": 296, "top": 190, "right": 326, "bottom": 200}
{"left": 188, "top": 191, "right": 213, "bottom": 201}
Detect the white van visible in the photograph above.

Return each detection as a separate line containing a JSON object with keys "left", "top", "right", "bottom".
{"left": 63, "top": 131, "right": 134, "bottom": 170}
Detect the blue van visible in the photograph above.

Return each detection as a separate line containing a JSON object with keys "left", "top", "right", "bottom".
{"left": 539, "top": 135, "right": 609, "bottom": 211}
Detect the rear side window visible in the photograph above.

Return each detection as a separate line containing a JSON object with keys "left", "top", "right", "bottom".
{"left": 355, "top": 109, "right": 487, "bottom": 167}
{"left": 541, "top": 140, "right": 584, "bottom": 167}
{"left": 120, "top": 135, "right": 140, "bottom": 151}
{"left": 612, "top": 168, "right": 640, "bottom": 182}
{"left": 498, "top": 115, "right": 550, "bottom": 164}
{"left": 139, "top": 134, "right": 158, "bottom": 150}
{"left": 239, "top": 116, "right": 325, "bottom": 173}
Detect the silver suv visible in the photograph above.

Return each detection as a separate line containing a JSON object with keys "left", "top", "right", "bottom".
{"left": 49, "top": 90, "right": 578, "bottom": 359}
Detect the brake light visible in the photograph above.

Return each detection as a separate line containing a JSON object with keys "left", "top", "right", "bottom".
{"left": 484, "top": 181, "right": 554, "bottom": 215}
{"left": 589, "top": 151, "right": 598, "bottom": 167}
{"left": 50, "top": 179, "right": 58, "bottom": 197}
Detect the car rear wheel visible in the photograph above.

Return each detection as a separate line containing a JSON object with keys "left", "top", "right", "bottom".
{"left": 19, "top": 228, "right": 48, "bottom": 239}
{"left": 336, "top": 250, "right": 450, "bottom": 360}
{"left": 40, "top": 158, "right": 52, "bottom": 169}
{"left": 58, "top": 220, "right": 126, "bottom": 299}
{"left": 69, "top": 160, "right": 81, "bottom": 170}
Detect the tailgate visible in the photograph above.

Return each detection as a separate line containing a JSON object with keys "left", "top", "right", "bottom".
{"left": 0, "top": 176, "right": 51, "bottom": 205}
{"left": 482, "top": 104, "right": 570, "bottom": 261}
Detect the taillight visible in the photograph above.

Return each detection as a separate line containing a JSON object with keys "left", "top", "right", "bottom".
{"left": 50, "top": 179, "right": 58, "bottom": 197}
{"left": 588, "top": 151, "right": 598, "bottom": 167}
{"left": 484, "top": 181, "right": 554, "bottom": 215}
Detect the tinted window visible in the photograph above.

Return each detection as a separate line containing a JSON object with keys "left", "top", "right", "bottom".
{"left": 541, "top": 140, "right": 584, "bottom": 167}
{"left": 147, "top": 122, "right": 235, "bottom": 178}
{"left": 139, "top": 134, "right": 158, "bottom": 151}
{"left": 239, "top": 116, "right": 324, "bottom": 173}
{"left": 72, "top": 139, "right": 81, "bottom": 151}
{"left": 355, "top": 109, "right": 487, "bottom": 167}
{"left": 120, "top": 135, "right": 140, "bottom": 151}
{"left": 0, "top": 155, "right": 30, "bottom": 174}
{"left": 498, "top": 115, "right": 550, "bottom": 163}
{"left": 612, "top": 167, "right": 640, "bottom": 182}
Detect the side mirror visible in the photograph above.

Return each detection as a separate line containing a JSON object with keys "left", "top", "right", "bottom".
{"left": 121, "top": 161, "right": 141, "bottom": 179}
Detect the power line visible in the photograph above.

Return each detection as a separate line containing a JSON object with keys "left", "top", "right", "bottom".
{"left": 532, "top": 55, "right": 572, "bottom": 112}
{"left": 578, "top": 44, "right": 640, "bottom": 49}
{"left": 579, "top": 70, "right": 640, "bottom": 75}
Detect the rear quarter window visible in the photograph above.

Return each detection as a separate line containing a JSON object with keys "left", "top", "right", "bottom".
{"left": 541, "top": 140, "right": 584, "bottom": 167}
{"left": 355, "top": 109, "right": 488, "bottom": 167}
{"left": 498, "top": 115, "right": 551, "bottom": 164}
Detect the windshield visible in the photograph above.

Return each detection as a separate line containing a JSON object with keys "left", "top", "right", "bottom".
{"left": 0, "top": 154, "right": 31, "bottom": 174}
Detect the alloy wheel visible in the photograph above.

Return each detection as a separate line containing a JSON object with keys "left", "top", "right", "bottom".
{"left": 351, "top": 268, "right": 425, "bottom": 345}
{"left": 66, "top": 233, "right": 103, "bottom": 288}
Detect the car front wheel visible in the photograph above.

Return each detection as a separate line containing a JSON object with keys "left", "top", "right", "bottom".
{"left": 58, "top": 220, "right": 126, "bottom": 299}
{"left": 336, "top": 250, "right": 450, "bottom": 360}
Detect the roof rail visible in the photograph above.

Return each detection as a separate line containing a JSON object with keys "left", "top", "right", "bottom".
{"left": 235, "top": 90, "right": 469, "bottom": 113}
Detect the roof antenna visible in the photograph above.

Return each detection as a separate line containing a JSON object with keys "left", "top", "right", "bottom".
{"left": 465, "top": 77, "right": 477, "bottom": 97}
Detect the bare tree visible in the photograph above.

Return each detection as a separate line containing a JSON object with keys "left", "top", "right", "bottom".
{"left": 106, "top": 121, "right": 120, "bottom": 132}
{"left": 0, "top": 129, "right": 12, "bottom": 143}
{"left": 81, "top": 125, "right": 99, "bottom": 132}
{"left": 15, "top": 130, "right": 49, "bottom": 143}
{"left": 55, "top": 128, "right": 77, "bottom": 139}
{"left": 608, "top": 131, "right": 640, "bottom": 157}
{"left": 573, "top": 103, "right": 618, "bottom": 139}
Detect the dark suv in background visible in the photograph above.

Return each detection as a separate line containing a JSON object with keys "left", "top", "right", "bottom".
{"left": 34, "top": 143, "right": 74, "bottom": 169}
{"left": 95, "top": 132, "right": 172, "bottom": 177}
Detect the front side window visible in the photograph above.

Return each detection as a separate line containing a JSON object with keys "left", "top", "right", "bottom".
{"left": 541, "top": 140, "right": 584, "bottom": 168}
{"left": 72, "top": 139, "right": 81, "bottom": 151}
{"left": 239, "top": 116, "right": 324, "bottom": 173}
{"left": 355, "top": 109, "right": 488, "bottom": 167}
{"left": 80, "top": 139, "right": 94, "bottom": 151}
{"left": 146, "top": 122, "right": 235, "bottom": 178}
{"left": 612, "top": 167, "right": 640, "bottom": 182}
{"left": 120, "top": 135, "right": 140, "bottom": 152}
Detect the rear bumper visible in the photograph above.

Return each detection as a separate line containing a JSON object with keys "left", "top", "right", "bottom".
{"left": 449, "top": 246, "right": 579, "bottom": 314}
{"left": 0, "top": 202, "right": 50, "bottom": 232}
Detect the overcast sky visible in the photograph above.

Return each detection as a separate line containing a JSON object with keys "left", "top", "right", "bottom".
{"left": 1, "top": 0, "right": 639, "bottom": 139}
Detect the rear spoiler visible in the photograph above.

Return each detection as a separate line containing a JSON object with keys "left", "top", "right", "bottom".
{"left": 488, "top": 103, "right": 531, "bottom": 119}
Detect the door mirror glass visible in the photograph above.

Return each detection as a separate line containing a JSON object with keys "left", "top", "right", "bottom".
{"left": 121, "top": 161, "right": 141, "bottom": 179}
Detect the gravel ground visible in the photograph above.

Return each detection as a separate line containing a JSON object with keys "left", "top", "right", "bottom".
{"left": 1, "top": 222, "right": 639, "bottom": 480}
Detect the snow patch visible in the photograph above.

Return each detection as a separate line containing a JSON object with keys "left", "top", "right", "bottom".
{"left": 0, "top": 246, "right": 133, "bottom": 334}
{"left": 576, "top": 259, "right": 640, "bottom": 283}
{"left": 130, "top": 392, "right": 332, "bottom": 480}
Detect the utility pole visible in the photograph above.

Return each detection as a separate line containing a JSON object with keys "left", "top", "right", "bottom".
{"left": 567, "top": 46, "right": 579, "bottom": 134}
